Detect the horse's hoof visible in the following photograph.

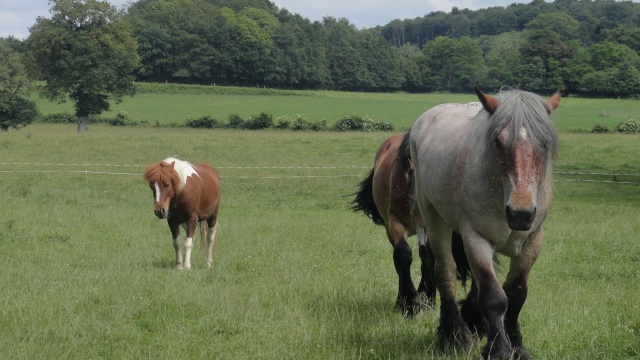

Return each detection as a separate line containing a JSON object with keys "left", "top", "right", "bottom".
{"left": 512, "top": 346, "right": 533, "bottom": 360}
{"left": 438, "top": 321, "right": 474, "bottom": 351}
{"left": 480, "top": 343, "right": 513, "bottom": 360}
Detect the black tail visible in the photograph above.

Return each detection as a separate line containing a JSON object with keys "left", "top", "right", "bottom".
{"left": 452, "top": 231, "right": 471, "bottom": 285}
{"left": 398, "top": 131, "right": 412, "bottom": 175}
{"left": 350, "top": 167, "right": 385, "bottom": 226}
{"left": 451, "top": 231, "right": 500, "bottom": 286}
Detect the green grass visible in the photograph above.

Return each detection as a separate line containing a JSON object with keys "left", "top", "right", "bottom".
{"left": 0, "top": 124, "right": 638, "bottom": 359}
{"left": 33, "top": 84, "right": 640, "bottom": 132}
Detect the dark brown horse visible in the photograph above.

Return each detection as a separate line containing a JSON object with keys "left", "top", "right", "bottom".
{"left": 143, "top": 157, "right": 220, "bottom": 269}
{"left": 351, "top": 133, "right": 468, "bottom": 315}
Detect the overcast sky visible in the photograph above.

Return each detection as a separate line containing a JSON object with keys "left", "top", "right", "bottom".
{"left": 0, "top": 0, "right": 588, "bottom": 40}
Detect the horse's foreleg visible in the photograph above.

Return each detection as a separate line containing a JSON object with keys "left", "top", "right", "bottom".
{"left": 388, "top": 215, "right": 418, "bottom": 316}
{"left": 429, "top": 224, "right": 473, "bottom": 351}
{"left": 463, "top": 234, "right": 511, "bottom": 360}
{"left": 169, "top": 223, "right": 182, "bottom": 269}
{"left": 183, "top": 219, "right": 198, "bottom": 270}
{"left": 502, "top": 229, "right": 542, "bottom": 360}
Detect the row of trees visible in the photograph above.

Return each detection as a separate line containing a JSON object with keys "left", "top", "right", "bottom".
{"left": 123, "top": 0, "right": 640, "bottom": 96}
{"left": 2, "top": 0, "right": 640, "bottom": 131}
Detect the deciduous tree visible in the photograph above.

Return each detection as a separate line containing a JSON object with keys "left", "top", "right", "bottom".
{"left": 27, "top": 0, "right": 139, "bottom": 133}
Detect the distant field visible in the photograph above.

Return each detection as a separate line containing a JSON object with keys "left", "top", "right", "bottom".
{"left": 31, "top": 84, "right": 640, "bottom": 132}
{"left": 0, "top": 124, "right": 638, "bottom": 359}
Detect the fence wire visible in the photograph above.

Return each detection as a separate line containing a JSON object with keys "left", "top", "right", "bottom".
{"left": 0, "top": 162, "right": 639, "bottom": 184}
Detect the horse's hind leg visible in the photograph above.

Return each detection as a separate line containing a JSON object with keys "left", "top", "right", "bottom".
{"left": 388, "top": 215, "right": 418, "bottom": 316}
{"left": 204, "top": 219, "right": 219, "bottom": 269}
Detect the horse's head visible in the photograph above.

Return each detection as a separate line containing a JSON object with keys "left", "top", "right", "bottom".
{"left": 143, "top": 161, "right": 179, "bottom": 219}
{"left": 475, "top": 88, "right": 561, "bottom": 231}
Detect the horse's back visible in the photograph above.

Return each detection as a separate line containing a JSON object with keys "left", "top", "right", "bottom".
{"left": 410, "top": 102, "right": 486, "bottom": 233}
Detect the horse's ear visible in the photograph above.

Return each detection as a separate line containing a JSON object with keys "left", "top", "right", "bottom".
{"left": 169, "top": 161, "right": 175, "bottom": 171}
{"left": 547, "top": 90, "right": 563, "bottom": 113}
{"left": 474, "top": 87, "right": 499, "bottom": 114}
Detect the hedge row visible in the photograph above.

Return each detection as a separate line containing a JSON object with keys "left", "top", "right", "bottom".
{"left": 40, "top": 111, "right": 395, "bottom": 132}
{"left": 591, "top": 119, "right": 640, "bottom": 134}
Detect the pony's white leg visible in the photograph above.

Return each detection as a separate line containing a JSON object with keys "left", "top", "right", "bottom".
{"left": 173, "top": 235, "right": 183, "bottom": 270}
{"left": 205, "top": 225, "right": 217, "bottom": 269}
{"left": 184, "top": 236, "right": 193, "bottom": 270}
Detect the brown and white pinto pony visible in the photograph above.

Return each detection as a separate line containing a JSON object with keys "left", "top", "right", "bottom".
{"left": 410, "top": 88, "right": 561, "bottom": 360}
{"left": 351, "top": 133, "right": 469, "bottom": 316}
{"left": 143, "top": 157, "right": 220, "bottom": 270}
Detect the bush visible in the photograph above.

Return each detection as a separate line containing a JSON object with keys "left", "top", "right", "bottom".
{"left": 292, "top": 114, "right": 310, "bottom": 131}
{"left": 275, "top": 115, "right": 292, "bottom": 129}
{"left": 615, "top": 119, "right": 640, "bottom": 134}
{"left": 40, "top": 113, "right": 76, "bottom": 124}
{"left": 184, "top": 115, "right": 221, "bottom": 129}
{"left": 309, "top": 119, "right": 328, "bottom": 131}
{"left": 109, "top": 110, "right": 138, "bottom": 126}
{"left": 334, "top": 115, "right": 394, "bottom": 132}
{"left": 244, "top": 112, "right": 273, "bottom": 130}
{"left": 228, "top": 113, "right": 244, "bottom": 129}
{"left": 591, "top": 124, "right": 610, "bottom": 133}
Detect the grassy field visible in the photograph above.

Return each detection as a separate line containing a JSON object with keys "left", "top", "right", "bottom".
{"left": 0, "top": 121, "right": 638, "bottom": 359}
{"left": 31, "top": 85, "right": 640, "bottom": 132}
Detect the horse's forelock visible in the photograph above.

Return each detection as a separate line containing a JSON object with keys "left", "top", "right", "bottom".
{"left": 486, "top": 90, "right": 559, "bottom": 162}
{"left": 143, "top": 162, "right": 180, "bottom": 189}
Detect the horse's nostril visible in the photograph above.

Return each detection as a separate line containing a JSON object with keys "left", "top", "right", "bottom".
{"left": 505, "top": 205, "right": 536, "bottom": 231}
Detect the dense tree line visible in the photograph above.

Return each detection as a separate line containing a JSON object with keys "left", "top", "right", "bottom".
{"left": 3, "top": 0, "right": 640, "bottom": 98}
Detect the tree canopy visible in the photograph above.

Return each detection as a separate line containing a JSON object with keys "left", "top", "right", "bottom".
{"left": 27, "top": 0, "right": 140, "bottom": 132}
{"left": 5, "top": 0, "right": 640, "bottom": 98}
{"left": 0, "top": 39, "right": 38, "bottom": 130}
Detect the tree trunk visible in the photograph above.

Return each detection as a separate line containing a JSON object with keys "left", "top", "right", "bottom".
{"left": 77, "top": 116, "right": 88, "bottom": 133}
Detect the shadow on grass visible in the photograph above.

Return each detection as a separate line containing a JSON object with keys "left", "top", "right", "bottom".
{"left": 307, "top": 292, "right": 462, "bottom": 359}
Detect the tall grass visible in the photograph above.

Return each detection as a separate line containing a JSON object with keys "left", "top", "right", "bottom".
{"left": 0, "top": 124, "right": 638, "bottom": 359}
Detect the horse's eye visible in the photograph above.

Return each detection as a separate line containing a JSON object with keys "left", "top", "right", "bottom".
{"left": 494, "top": 138, "right": 503, "bottom": 149}
{"left": 163, "top": 182, "right": 170, "bottom": 188}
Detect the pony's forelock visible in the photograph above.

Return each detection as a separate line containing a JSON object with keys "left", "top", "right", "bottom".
{"left": 143, "top": 162, "right": 181, "bottom": 192}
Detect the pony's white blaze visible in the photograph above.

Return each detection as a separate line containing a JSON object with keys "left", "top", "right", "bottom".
{"left": 154, "top": 182, "right": 161, "bottom": 203}
{"left": 163, "top": 157, "right": 199, "bottom": 192}
{"left": 519, "top": 126, "right": 529, "bottom": 140}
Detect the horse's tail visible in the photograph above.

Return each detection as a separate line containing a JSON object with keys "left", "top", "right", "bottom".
{"left": 451, "top": 231, "right": 471, "bottom": 285}
{"left": 350, "top": 167, "right": 385, "bottom": 226}
{"left": 451, "top": 231, "right": 500, "bottom": 286}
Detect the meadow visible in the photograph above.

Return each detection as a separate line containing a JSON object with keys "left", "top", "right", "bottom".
{"left": 1, "top": 88, "right": 639, "bottom": 359}
{"left": 32, "top": 84, "right": 640, "bottom": 132}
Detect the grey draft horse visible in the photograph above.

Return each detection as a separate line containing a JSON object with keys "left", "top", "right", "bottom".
{"left": 410, "top": 88, "right": 561, "bottom": 359}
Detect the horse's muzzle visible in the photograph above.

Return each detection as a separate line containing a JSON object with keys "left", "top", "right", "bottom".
{"left": 154, "top": 209, "right": 166, "bottom": 219}
{"left": 505, "top": 205, "right": 536, "bottom": 231}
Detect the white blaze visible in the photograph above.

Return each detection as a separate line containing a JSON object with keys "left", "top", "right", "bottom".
{"left": 154, "top": 182, "right": 161, "bottom": 203}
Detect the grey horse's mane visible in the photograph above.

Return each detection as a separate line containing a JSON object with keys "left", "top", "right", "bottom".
{"left": 475, "top": 89, "right": 559, "bottom": 163}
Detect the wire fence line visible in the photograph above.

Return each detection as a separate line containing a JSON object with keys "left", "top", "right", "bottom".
{"left": 1, "top": 162, "right": 639, "bottom": 184}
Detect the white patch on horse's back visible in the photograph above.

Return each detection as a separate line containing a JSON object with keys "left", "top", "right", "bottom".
{"left": 163, "top": 157, "right": 199, "bottom": 192}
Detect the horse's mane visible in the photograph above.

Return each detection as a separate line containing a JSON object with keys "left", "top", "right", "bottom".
{"left": 475, "top": 89, "right": 559, "bottom": 163}
{"left": 143, "top": 160, "right": 181, "bottom": 193}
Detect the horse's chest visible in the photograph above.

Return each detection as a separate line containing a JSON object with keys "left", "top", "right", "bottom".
{"left": 494, "top": 232, "right": 530, "bottom": 257}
